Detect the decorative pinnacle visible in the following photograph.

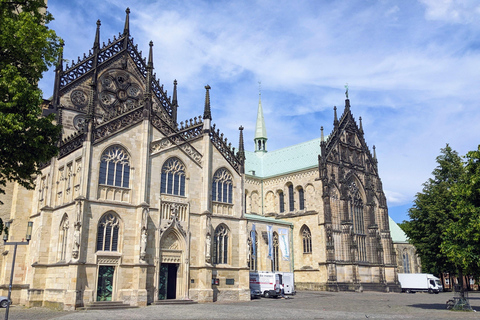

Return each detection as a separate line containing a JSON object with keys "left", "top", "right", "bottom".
{"left": 124, "top": 8, "right": 130, "bottom": 36}
{"left": 345, "top": 83, "right": 349, "bottom": 99}
{"left": 203, "top": 85, "right": 212, "bottom": 120}
{"left": 359, "top": 116, "right": 364, "bottom": 134}
{"left": 147, "top": 41, "right": 154, "bottom": 68}
{"left": 94, "top": 20, "right": 101, "bottom": 49}
{"left": 172, "top": 79, "right": 178, "bottom": 106}
{"left": 333, "top": 106, "right": 338, "bottom": 127}
{"left": 373, "top": 145, "right": 377, "bottom": 160}
{"left": 238, "top": 125, "right": 245, "bottom": 161}
{"left": 321, "top": 126, "right": 324, "bottom": 142}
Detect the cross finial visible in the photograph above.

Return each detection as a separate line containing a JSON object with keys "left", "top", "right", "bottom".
{"left": 345, "top": 83, "right": 349, "bottom": 99}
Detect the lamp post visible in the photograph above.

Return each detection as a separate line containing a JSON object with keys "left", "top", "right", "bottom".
{"left": 3, "top": 221, "right": 33, "bottom": 320}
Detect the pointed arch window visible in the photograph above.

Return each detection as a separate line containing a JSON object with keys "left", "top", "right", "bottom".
{"left": 348, "top": 181, "right": 366, "bottom": 262}
{"left": 161, "top": 157, "right": 186, "bottom": 196}
{"left": 301, "top": 225, "right": 312, "bottom": 254}
{"left": 271, "top": 232, "right": 279, "bottom": 271}
{"left": 403, "top": 251, "right": 411, "bottom": 273}
{"left": 97, "top": 212, "right": 120, "bottom": 252}
{"left": 58, "top": 215, "right": 69, "bottom": 261}
{"left": 99, "top": 145, "right": 130, "bottom": 188}
{"left": 248, "top": 230, "right": 258, "bottom": 271}
{"left": 279, "top": 191, "right": 285, "bottom": 213}
{"left": 288, "top": 184, "right": 294, "bottom": 212}
{"left": 298, "top": 187, "right": 305, "bottom": 210}
{"left": 212, "top": 168, "right": 233, "bottom": 204}
{"left": 213, "top": 224, "right": 229, "bottom": 264}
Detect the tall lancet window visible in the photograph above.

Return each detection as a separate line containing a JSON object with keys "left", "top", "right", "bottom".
{"left": 279, "top": 191, "right": 285, "bottom": 213}
{"left": 161, "top": 157, "right": 186, "bottom": 196}
{"left": 349, "top": 181, "right": 366, "bottom": 262}
{"left": 288, "top": 184, "right": 294, "bottom": 212}
{"left": 301, "top": 225, "right": 312, "bottom": 254}
{"left": 212, "top": 168, "right": 233, "bottom": 204}
{"left": 99, "top": 145, "right": 130, "bottom": 188}
{"left": 271, "top": 232, "right": 279, "bottom": 271}
{"left": 213, "top": 224, "right": 229, "bottom": 264}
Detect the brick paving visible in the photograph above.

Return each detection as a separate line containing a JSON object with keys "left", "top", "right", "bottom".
{"left": 2, "top": 291, "right": 480, "bottom": 320}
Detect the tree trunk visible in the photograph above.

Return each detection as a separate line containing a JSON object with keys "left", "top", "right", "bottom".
{"left": 458, "top": 269, "right": 464, "bottom": 298}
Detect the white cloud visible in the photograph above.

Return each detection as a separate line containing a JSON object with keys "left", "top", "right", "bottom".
{"left": 39, "top": 0, "right": 480, "bottom": 222}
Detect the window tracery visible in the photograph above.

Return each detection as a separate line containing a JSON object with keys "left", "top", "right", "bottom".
{"left": 99, "top": 145, "right": 130, "bottom": 188}
{"left": 96, "top": 212, "right": 120, "bottom": 252}
{"left": 212, "top": 168, "right": 233, "bottom": 203}
{"left": 161, "top": 158, "right": 186, "bottom": 196}
{"left": 213, "top": 224, "right": 229, "bottom": 264}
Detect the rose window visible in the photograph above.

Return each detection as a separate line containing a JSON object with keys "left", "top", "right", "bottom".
{"left": 98, "top": 71, "right": 143, "bottom": 112}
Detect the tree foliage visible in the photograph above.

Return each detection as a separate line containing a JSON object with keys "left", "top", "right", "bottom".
{"left": 404, "top": 143, "right": 480, "bottom": 291}
{"left": 0, "top": 0, "right": 62, "bottom": 200}
{"left": 441, "top": 146, "right": 480, "bottom": 278}
{"left": 402, "top": 144, "right": 463, "bottom": 275}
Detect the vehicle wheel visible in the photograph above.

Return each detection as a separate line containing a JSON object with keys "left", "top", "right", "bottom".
{"left": 405, "top": 289, "right": 410, "bottom": 294}
{"left": 428, "top": 289, "right": 433, "bottom": 294}
{"left": 0, "top": 300, "right": 9, "bottom": 308}
{"left": 264, "top": 291, "right": 270, "bottom": 298}
{"left": 446, "top": 300, "right": 454, "bottom": 310}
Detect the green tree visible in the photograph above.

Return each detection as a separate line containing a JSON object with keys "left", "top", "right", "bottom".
{"left": 441, "top": 146, "right": 480, "bottom": 284}
{"left": 402, "top": 145, "right": 463, "bottom": 276}
{"left": 0, "top": 0, "right": 62, "bottom": 203}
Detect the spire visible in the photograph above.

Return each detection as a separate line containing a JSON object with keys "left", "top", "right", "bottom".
{"left": 52, "top": 40, "right": 64, "bottom": 109}
{"left": 123, "top": 7, "right": 130, "bottom": 36}
{"left": 254, "top": 83, "right": 267, "bottom": 152}
{"left": 93, "top": 20, "right": 101, "bottom": 50}
{"left": 144, "top": 41, "right": 154, "bottom": 119}
{"left": 321, "top": 126, "right": 324, "bottom": 142}
{"left": 359, "top": 116, "right": 364, "bottom": 135}
{"left": 373, "top": 145, "right": 377, "bottom": 162}
{"left": 333, "top": 106, "right": 338, "bottom": 128}
{"left": 203, "top": 85, "right": 212, "bottom": 120}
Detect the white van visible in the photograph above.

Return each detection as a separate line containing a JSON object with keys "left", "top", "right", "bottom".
{"left": 276, "top": 272, "right": 296, "bottom": 295}
{"left": 250, "top": 272, "right": 281, "bottom": 298}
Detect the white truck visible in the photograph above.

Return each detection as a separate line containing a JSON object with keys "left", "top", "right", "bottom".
{"left": 398, "top": 273, "right": 443, "bottom": 293}
{"left": 249, "top": 272, "right": 281, "bottom": 298}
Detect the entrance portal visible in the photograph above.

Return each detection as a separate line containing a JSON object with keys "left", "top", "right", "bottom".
{"left": 97, "top": 266, "right": 115, "bottom": 301}
{"left": 158, "top": 263, "right": 177, "bottom": 300}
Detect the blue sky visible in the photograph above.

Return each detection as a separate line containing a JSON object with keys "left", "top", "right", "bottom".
{"left": 39, "top": 0, "right": 480, "bottom": 223}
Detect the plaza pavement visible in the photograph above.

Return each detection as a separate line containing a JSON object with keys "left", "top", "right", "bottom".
{"left": 2, "top": 290, "right": 480, "bottom": 320}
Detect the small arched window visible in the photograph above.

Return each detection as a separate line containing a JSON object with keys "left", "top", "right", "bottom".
{"left": 288, "top": 184, "right": 294, "bottom": 212}
{"left": 298, "top": 187, "right": 305, "bottom": 210}
{"left": 99, "top": 145, "right": 130, "bottom": 188}
{"left": 279, "top": 191, "right": 285, "bottom": 213}
{"left": 212, "top": 168, "right": 233, "bottom": 204}
{"left": 97, "top": 212, "right": 120, "bottom": 252}
{"left": 58, "top": 215, "right": 69, "bottom": 261}
{"left": 213, "top": 224, "right": 229, "bottom": 264}
{"left": 160, "top": 157, "right": 186, "bottom": 196}
{"left": 301, "top": 225, "right": 312, "bottom": 253}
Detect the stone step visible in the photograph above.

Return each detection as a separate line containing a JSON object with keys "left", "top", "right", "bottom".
{"left": 78, "top": 301, "right": 139, "bottom": 310}
{"left": 154, "top": 299, "right": 197, "bottom": 305}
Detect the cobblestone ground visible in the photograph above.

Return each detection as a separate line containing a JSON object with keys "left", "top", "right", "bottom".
{"left": 2, "top": 291, "right": 480, "bottom": 320}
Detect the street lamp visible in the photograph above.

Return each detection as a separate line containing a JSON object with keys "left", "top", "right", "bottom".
{"left": 3, "top": 221, "right": 33, "bottom": 320}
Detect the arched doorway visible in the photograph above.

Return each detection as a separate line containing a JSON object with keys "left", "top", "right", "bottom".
{"left": 158, "top": 229, "right": 185, "bottom": 300}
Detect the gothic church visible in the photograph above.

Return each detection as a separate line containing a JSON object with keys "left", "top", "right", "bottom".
{"left": 0, "top": 9, "right": 413, "bottom": 310}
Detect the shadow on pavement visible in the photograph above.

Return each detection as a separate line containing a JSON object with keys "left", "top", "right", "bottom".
{"left": 409, "top": 303, "right": 449, "bottom": 310}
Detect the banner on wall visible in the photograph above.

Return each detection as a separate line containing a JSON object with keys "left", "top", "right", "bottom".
{"left": 279, "top": 228, "right": 290, "bottom": 261}
{"left": 267, "top": 225, "right": 273, "bottom": 260}
{"left": 251, "top": 224, "right": 256, "bottom": 259}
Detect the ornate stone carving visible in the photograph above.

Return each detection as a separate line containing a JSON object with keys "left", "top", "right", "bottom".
{"left": 70, "top": 90, "right": 88, "bottom": 108}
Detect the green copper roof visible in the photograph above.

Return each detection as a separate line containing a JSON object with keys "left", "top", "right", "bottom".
{"left": 389, "top": 216, "right": 409, "bottom": 243}
{"left": 254, "top": 96, "right": 267, "bottom": 140}
{"left": 245, "top": 137, "right": 321, "bottom": 178}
